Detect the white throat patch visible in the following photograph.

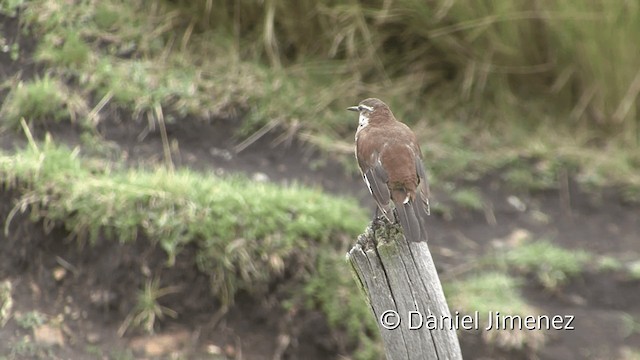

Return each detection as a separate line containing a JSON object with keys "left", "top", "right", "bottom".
{"left": 355, "top": 113, "right": 369, "bottom": 139}
{"left": 358, "top": 113, "right": 369, "bottom": 128}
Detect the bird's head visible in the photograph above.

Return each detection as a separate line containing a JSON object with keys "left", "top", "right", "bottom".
{"left": 347, "top": 98, "right": 393, "bottom": 129}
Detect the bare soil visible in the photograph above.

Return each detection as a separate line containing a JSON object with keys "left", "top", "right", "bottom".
{"left": 1, "top": 12, "right": 639, "bottom": 360}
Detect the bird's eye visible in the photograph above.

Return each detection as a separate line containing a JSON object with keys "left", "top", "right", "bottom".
{"left": 360, "top": 105, "right": 374, "bottom": 112}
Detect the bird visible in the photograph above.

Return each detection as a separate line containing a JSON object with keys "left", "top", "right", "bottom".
{"left": 348, "top": 98, "right": 430, "bottom": 242}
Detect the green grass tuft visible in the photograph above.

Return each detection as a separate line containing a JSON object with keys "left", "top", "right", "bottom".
{"left": 595, "top": 256, "right": 624, "bottom": 272}
{"left": 35, "top": 31, "right": 90, "bottom": 68}
{"left": 119, "top": 278, "right": 179, "bottom": 335}
{"left": 445, "top": 272, "right": 545, "bottom": 350}
{"left": 628, "top": 261, "right": 640, "bottom": 280}
{"left": 10, "top": 336, "right": 40, "bottom": 358}
{"left": 14, "top": 311, "right": 46, "bottom": 330}
{"left": 446, "top": 272, "right": 530, "bottom": 316}
{"left": 500, "top": 240, "right": 591, "bottom": 290}
{"left": 0, "top": 0, "right": 24, "bottom": 16}
{"left": 451, "top": 187, "right": 484, "bottom": 211}
{"left": 0, "top": 76, "right": 88, "bottom": 128}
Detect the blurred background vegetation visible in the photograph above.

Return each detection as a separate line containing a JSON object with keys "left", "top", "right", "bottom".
{"left": 3, "top": 0, "right": 638, "bottom": 192}
{"left": 1, "top": 0, "right": 640, "bottom": 358}
{"left": 181, "top": 0, "right": 640, "bottom": 132}
{"left": 167, "top": 0, "right": 640, "bottom": 141}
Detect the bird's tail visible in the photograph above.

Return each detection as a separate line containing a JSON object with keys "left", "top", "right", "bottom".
{"left": 394, "top": 201, "right": 424, "bottom": 242}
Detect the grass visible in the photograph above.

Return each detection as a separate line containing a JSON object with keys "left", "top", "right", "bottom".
{"left": 1, "top": 136, "right": 367, "bottom": 299}
{"left": 35, "top": 31, "right": 90, "bottom": 68}
{"left": 165, "top": 0, "right": 640, "bottom": 138}
{"left": 595, "top": 255, "right": 624, "bottom": 272}
{"left": 0, "top": 280, "right": 12, "bottom": 327}
{"left": 0, "top": 0, "right": 25, "bottom": 17}
{"left": 497, "top": 240, "right": 591, "bottom": 290}
{"left": 451, "top": 187, "right": 484, "bottom": 211}
{"left": 620, "top": 313, "right": 640, "bottom": 338}
{"left": 21, "top": 0, "right": 271, "bottom": 122}
{"left": 445, "top": 272, "right": 545, "bottom": 350}
{"left": 9, "top": 336, "right": 40, "bottom": 358}
{"left": 14, "top": 311, "right": 46, "bottom": 330}
{"left": 0, "top": 136, "right": 380, "bottom": 355}
{"left": 2, "top": 0, "right": 639, "bottom": 203}
{"left": 1, "top": 0, "right": 639, "bottom": 357}
{"left": 304, "top": 249, "right": 380, "bottom": 358}
{"left": 119, "top": 278, "right": 180, "bottom": 335}
{"left": 0, "top": 75, "right": 88, "bottom": 129}
{"left": 628, "top": 261, "right": 640, "bottom": 280}
{"left": 447, "top": 272, "right": 531, "bottom": 320}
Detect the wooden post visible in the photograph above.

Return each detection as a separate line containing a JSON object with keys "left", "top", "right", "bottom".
{"left": 347, "top": 221, "right": 463, "bottom": 360}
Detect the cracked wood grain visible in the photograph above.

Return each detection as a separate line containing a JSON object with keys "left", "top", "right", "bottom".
{"left": 347, "top": 223, "right": 463, "bottom": 360}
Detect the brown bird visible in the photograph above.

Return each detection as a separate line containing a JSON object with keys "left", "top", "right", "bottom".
{"left": 348, "top": 98, "right": 430, "bottom": 242}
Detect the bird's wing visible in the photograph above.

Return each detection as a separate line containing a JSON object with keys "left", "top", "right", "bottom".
{"left": 415, "top": 156, "right": 431, "bottom": 216}
{"left": 362, "top": 155, "right": 393, "bottom": 221}
{"left": 390, "top": 146, "right": 431, "bottom": 243}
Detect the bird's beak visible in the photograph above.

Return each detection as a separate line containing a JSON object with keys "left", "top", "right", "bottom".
{"left": 347, "top": 106, "right": 359, "bottom": 112}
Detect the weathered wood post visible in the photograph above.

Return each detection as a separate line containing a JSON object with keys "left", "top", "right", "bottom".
{"left": 347, "top": 221, "right": 463, "bottom": 360}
